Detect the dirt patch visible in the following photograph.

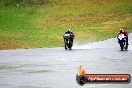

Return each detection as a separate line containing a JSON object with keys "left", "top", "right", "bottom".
{"left": 32, "top": 1, "right": 47, "bottom": 6}
{"left": 0, "top": 31, "right": 24, "bottom": 38}
{"left": 0, "top": 41, "right": 33, "bottom": 50}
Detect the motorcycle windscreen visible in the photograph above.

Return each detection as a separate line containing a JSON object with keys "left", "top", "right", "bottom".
{"left": 64, "top": 34, "right": 71, "bottom": 39}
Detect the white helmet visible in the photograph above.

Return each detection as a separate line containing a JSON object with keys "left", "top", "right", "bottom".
{"left": 120, "top": 28, "right": 124, "bottom": 33}
{"left": 120, "top": 29, "right": 124, "bottom": 31}
{"left": 67, "top": 29, "right": 71, "bottom": 32}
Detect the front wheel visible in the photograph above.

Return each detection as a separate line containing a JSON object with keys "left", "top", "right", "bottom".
{"left": 120, "top": 43, "right": 124, "bottom": 51}
{"left": 68, "top": 40, "right": 73, "bottom": 50}
{"left": 64, "top": 39, "right": 68, "bottom": 50}
{"left": 120, "top": 45, "right": 124, "bottom": 51}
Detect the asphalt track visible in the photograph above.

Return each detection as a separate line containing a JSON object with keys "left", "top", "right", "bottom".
{"left": 0, "top": 34, "right": 132, "bottom": 88}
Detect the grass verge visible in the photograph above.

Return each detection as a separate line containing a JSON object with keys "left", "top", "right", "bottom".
{"left": 0, "top": 0, "right": 132, "bottom": 49}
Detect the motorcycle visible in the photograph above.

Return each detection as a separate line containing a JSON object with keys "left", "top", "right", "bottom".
{"left": 117, "top": 33, "right": 128, "bottom": 51}
{"left": 64, "top": 34, "right": 73, "bottom": 50}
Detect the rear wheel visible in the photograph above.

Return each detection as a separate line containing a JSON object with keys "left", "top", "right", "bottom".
{"left": 125, "top": 44, "right": 128, "bottom": 50}
{"left": 65, "top": 44, "right": 67, "bottom": 50}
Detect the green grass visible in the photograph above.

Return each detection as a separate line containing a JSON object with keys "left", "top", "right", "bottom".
{"left": 0, "top": 0, "right": 132, "bottom": 49}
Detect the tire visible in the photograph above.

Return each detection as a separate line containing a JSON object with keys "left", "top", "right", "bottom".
{"left": 125, "top": 44, "right": 128, "bottom": 50}
{"left": 120, "top": 43, "right": 124, "bottom": 51}
{"left": 69, "top": 40, "right": 73, "bottom": 50}
{"left": 65, "top": 44, "right": 67, "bottom": 50}
{"left": 64, "top": 40, "right": 68, "bottom": 50}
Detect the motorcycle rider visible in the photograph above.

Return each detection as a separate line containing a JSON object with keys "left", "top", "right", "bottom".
{"left": 118, "top": 28, "right": 128, "bottom": 45}
{"left": 63, "top": 29, "right": 75, "bottom": 43}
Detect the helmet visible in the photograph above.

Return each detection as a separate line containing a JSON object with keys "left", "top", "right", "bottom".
{"left": 120, "top": 29, "right": 124, "bottom": 33}
{"left": 67, "top": 29, "right": 71, "bottom": 32}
